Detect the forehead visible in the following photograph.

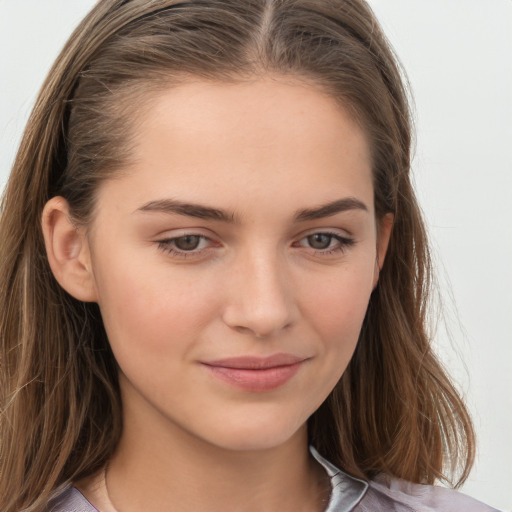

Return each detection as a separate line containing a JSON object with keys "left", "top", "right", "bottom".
{"left": 134, "top": 77, "right": 370, "bottom": 160}
{"left": 96, "top": 77, "right": 374, "bottom": 218}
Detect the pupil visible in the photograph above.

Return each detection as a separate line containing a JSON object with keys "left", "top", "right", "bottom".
{"left": 308, "top": 234, "right": 331, "bottom": 249}
{"left": 175, "top": 235, "right": 200, "bottom": 251}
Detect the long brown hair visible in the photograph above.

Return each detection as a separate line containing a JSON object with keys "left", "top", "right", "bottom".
{"left": 0, "top": 1, "right": 474, "bottom": 510}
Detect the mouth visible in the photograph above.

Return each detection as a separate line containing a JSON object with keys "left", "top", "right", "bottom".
{"left": 201, "top": 354, "right": 308, "bottom": 392}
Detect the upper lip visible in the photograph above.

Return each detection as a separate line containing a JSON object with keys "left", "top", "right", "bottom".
{"left": 202, "top": 354, "right": 307, "bottom": 369}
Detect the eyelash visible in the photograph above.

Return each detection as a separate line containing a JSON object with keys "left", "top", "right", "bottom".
{"left": 156, "top": 232, "right": 355, "bottom": 259}
{"left": 293, "top": 232, "right": 355, "bottom": 255}
{"left": 157, "top": 235, "right": 213, "bottom": 258}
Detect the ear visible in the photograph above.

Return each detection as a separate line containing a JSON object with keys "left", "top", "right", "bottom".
{"left": 41, "top": 197, "right": 98, "bottom": 302}
{"left": 372, "top": 213, "right": 394, "bottom": 289}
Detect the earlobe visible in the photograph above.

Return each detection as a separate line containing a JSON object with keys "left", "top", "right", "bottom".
{"left": 41, "top": 197, "right": 98, "bottom": 302}
{"left": 372, "top": 213, "right": 394, "bottom": 289}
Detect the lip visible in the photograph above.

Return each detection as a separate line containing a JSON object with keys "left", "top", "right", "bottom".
{"left": 201, "top": 354, "right": 307, "bottom": 392}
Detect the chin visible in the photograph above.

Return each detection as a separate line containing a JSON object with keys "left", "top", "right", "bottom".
{"left": 195, "top": 414, "right": 308, "bottom": 453}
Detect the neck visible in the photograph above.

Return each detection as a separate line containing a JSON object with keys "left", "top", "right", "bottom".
{"left": 84, "top": 382, "right": 330, "bottom": 512}
{"left": 107, "top": 423, "right": 328, "bottom": 512}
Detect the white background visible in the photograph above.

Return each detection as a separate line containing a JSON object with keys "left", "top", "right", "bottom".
{"left": 1, "top": 1, "right": 511, "bottom": 510}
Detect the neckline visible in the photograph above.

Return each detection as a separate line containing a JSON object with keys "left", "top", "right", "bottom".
{"left": 60, "top": 446, "right": 369, "bottom": 512}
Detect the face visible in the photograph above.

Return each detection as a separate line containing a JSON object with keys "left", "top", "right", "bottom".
{"left": 84, "top": 78, "right": 390, "bottom": 452}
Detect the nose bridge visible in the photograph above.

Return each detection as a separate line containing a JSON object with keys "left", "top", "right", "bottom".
{"left": 222, "top": 243, "right": 297, "bottom": 337}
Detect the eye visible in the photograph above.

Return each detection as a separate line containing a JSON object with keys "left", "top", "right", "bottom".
{"left": 157, "top": 234, "right": 213, "bottom": 257}
{"left": 295, "top": 231, "right": 355, "bottom": 254}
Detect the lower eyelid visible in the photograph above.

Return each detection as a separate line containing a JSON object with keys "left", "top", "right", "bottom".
{"left": 320, "top": 238, "right": 355, "bottom": 252}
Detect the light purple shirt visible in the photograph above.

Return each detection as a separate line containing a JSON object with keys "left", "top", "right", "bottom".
{"left": 48, "top": 447, "right": 500, "bottom": 511}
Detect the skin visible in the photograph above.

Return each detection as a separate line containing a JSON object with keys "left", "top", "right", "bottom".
{"left": 43, "top": 77, "right": 392, "bottom": 512}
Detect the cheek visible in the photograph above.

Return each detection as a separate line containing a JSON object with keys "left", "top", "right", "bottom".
{"left": 91, "top": 253, "right": 220, "bottom": 359}
{"left": 285, "top": 264, "right": 375, "bottom": 418}
{"left": 301, "top": 262, "right": 375, "bottom": 344}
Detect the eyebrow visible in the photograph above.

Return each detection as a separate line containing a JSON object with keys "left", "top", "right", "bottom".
{"left": 136, "top": 199, "right": 235, "bottom": 222}
{"left": 294, "top": 197, "right": 368, "bottom": 221}
{"left": 136, "top": 197, "right": 368, "bottom": 222}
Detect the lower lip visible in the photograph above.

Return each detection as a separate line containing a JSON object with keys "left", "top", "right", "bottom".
{"left": 202, "top": 362, "right": 303, "bottom": 392}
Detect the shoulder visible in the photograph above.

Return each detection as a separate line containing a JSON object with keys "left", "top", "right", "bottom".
{"left": 353, "top": 475, "right": 501, "bottom": 512}
{"left": 48, "top": 486, "right": 98, "bottom": 512}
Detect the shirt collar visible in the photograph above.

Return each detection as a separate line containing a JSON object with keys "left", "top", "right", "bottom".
{"left": 310, "top": 446, "right": 368, "bottom": 512}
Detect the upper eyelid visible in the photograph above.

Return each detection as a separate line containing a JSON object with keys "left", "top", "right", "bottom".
{"left": 294, "top": 227, "right": 354, "bottom": 240}
{"left": 154, "top": 228, "right": 217, "bottom": 241}
{"left": 154, "top": 228, "right": 354, "bottom": 244}
{"left": 158, "top": 232, "right": 210, "bottom": 240}
{"left": 295, "top": 233, "right": 353, "bottom": 245}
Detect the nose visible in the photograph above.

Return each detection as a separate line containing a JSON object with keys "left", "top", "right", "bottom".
{"left": 221, "top": 248, "right": 298, "bottom": 338}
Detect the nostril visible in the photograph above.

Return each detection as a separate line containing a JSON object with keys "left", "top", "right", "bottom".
{"left": 223, "top": 306, "right": 296, "bottom": 339}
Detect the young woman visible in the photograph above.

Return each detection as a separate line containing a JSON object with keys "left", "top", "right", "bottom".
{"left": 0, "top": 1, "right": 499, "bottom": 511}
